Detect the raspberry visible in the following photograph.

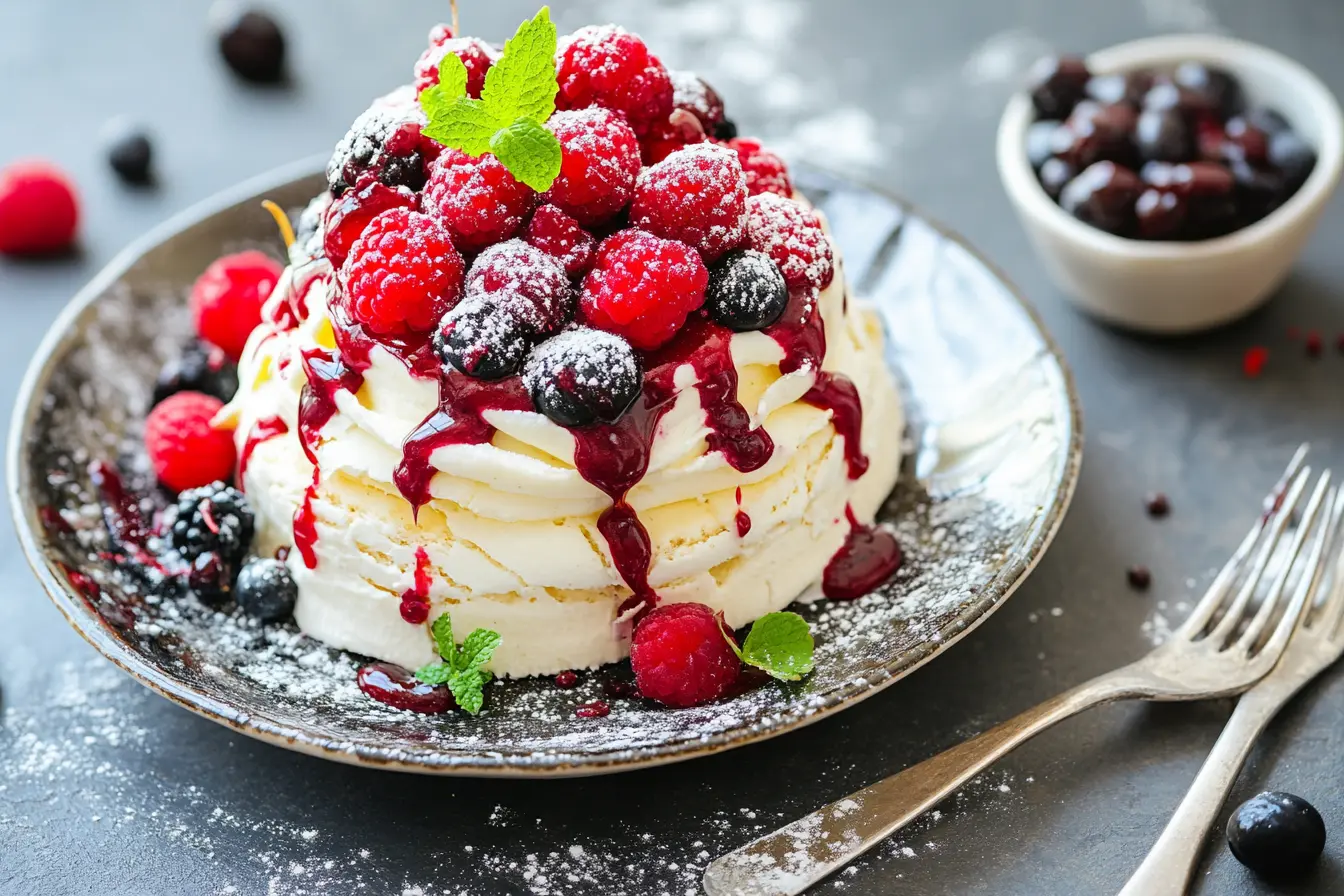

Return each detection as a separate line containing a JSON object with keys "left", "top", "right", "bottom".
{"left": 555, "top": 25, "right": 673, "bottom": 136}
{"left": 423, "top": 149, "right": 536, "bottom": 254}
{"left": 190, "top": 250, "right": 284, "bottom": 360}
{"left": 630, "top": 602, "right": 740, "bottom": 708}
{"left": 524, "top": 205, "right": 597, "bottom": 279}
{"left": 669, "top": 70, "right": 726, "bottom": 132}
{"left": 629, "top": 143, "right": 748, "bottom": 263}
{"left": 326, "top": 91, "right": 431, "bottom": 195}
{"left": 322, "top": 181, "right": 418, "bottom": 268}
{"left": 545, "top": 109, "right": 641, "bottom": 227}
{"left": 640, "top": 109, "right": 707, "bottom": 165}
{"left": 338, "top": 208, "right": 465, "bottom": 337}
{"left": 728, "top": 137, "right": 793, "bottom": 198}
{"left": 414, "top": 26, "right": 497, "bottom": 97}
{"left": 465, "top": 239, "right": 574, "bottom": 337}
{"left": 745, "top": 193, "right": 835, "bottom": 291}
{"left": 0, "top": 160, "right": 79, "bottom": 255}
{"left": 144, "top": 392, "right": 238, "bottom": 493}
{"left": 580, "top": 229, "right": 708, "bottom": 351}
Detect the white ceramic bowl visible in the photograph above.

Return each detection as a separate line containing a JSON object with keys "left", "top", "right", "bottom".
{"left": 998, "top": 34, "right": 1344, "bottom": 333}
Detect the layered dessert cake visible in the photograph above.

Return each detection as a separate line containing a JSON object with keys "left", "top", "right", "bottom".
{"left": 218, "top": 10, "right": 903, "bottom": 683}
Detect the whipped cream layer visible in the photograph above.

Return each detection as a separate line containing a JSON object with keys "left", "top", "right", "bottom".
{"left": 229, "top": 222, "right": 903, "bottom": 677}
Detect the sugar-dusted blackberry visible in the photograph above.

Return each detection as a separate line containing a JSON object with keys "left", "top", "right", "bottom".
{"left": 669, "top": 70, "right": 726, "bottom": 132}
{"left": 326, "top": 98, "right": 428, "bottom": 196}
{"left": 290, "top": 193, "right": 330, "bottom": 266}
{"left": 152, "top": 340, "right": 239, "bottom": 406}
{"left": 433, "top": 296, "right": 530, "bottom": 380}
{"left": 170, "top": 481, "right": 255, "bottom": 565}
{"left": 524, "top": 328, "right": 642, "bottom": 427}
{"left": 235, "top": 557, "right": 298, "bottom": 622}
{"left": 705, "top": 250, "right": 789, "bottom": 331}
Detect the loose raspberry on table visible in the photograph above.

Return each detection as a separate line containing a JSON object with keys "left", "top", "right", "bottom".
{"left": 523, "top": 204, "right": 597, "bottom": 280}
{"left": 629, "top": 143, "right": 748, "bottom": 263}
{"left": 144, "top": 392, "right": 238, "bottom": 493}
{"left": 555, "top": 25, "right": 673, "bottom": 136}
{"left": 423, "top": 149, "right": 535, "bottom": 254}
{"left": 322, "top": 181, "right": 418, "bottom": 268}
{"left": 630, "top": 602, "right": 741, "bottom": 708}
{"left": 580, "top": 229, "right": 708, "bottom": 351}
{"left": 413, "top": 26, "right": 497, "bottom": 98}
{"left": 745, "top": 193, "right": 835, "bottom": 291}
{"left": 465, "top": 239, "right": 574, "bottom": 338}
{"left": 545, "top": 108, "right": 641, "bottom": 227}
{"left": 669, "top": 70, "right": 726, "bottom": 132}
{"left": 338, "top": 208, "right": 464, "bottom": 337}
{"left": 190, "top": 250, "right": 284, "bottom": 360}
{"left": 326, "top": 93, "right": 431, "bottom": 196}
{"left": 728, "top": 137, "right": 793, "bottom": 197}
{"left": 640, "top": 109, "right": 707, "bottom": 165}
{"left": 0, "top": 160, "right": 79, "bottom": 256}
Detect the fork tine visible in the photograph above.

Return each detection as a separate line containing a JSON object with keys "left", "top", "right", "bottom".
{"left": 1176, "top": 447, "right": 1310, "bottom": 638}
{"left": 1206, "top": 467, "right": 1314, "bottom": 646}
{"left": 1310, "top": 491, "right": 1344, "bottom": 639}
{"left": 1236, "top": 474, "right": 1332, "bottom": 652}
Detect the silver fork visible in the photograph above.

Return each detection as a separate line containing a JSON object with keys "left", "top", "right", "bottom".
{"left": 703, "top": 447, "right": 1328, "bottom": 896}
{"left": 1119, "top": 486, "right": 1344, "bottom": 895}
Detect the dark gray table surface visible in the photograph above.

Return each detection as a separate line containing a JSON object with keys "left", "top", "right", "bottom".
{"left": 4, "top": 1, "right": 1344, "bottom": 894}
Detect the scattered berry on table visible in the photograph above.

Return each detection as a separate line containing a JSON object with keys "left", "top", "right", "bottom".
{"left": 338, "top": 207, "right": 464, "bottom": 338}
{"left": 1060, "top": 161, "right": 1143, "bottom": 236}
{"left": 705, "top": 249, "right": 789, "bottom": 331}
{"left": 1227, "top": 792, "right": 1326, "bottom": 880}
{"left": 524, "top": 327, "right": 642, "bottom": 427}
{"left": 187, "top": 552, "right": 236, "bottom": 607}
{"left": 1243, "top": 345, "right": 1269, "bottom": 378}
{"left": 1126, "top": 565, "right": 1152, "bottom": 590}
{"left": 101, "top": 119, "right": 154, "bottom": 185}
{"left": 523, "top": 205, "right": 597, "bottom": 280}
{"left": 640, "top": 109, "right": 707, "bottom": 166}
{"left": 580, "top": 229, "right": 709, "bottom": 350}
{"left": 433, "top": 296, "right": 530, "bottom": 380}
{"left": 171, "top": 480, "right": 254, "bottom": 565}
{"left": 465, "top": 239, "right": 574, "bottom": 338}
{"left": 630, "top": 143, "right": 748, "bottom": 263}
{"left": 423, "top": 149, "right": 536, "bottom": 253}
{"left": 235, "top": 557, "right": 298, "bottom": 621}
{"left": 726, "top": 137, "right": 792, "bottom": 198}
{"left": 630, "top": 602, "right": 741, "bottom": 708}
{"left": 152, "top": 340, "right": 239, "bottom": 406}
{"left": 144, "top": 392, "right": 237, "bottom": 493}
{"left": 669, "top": 70, "right": 726, "bottom": 133}
{"left": 413, "top": 25, "right": 497, "bottom": 97}
{"left": 322, "top": 181, "right": 418, "bottom": 268}
{"left": 1027, "top": 55, "right": 1091, "bottom": 119}
{"left": 327, "top": 96, "right": 431, "bottom": 196}
{"left": 210, "top": 2, "right": 286, "bottom": 84}
{"left": 1144, "top": 492, "right": 1170, "bottom": 518}
{"left": 190, "top": 249, "right": 284, "bottom": 359}
{"left": 0, "top": 160, "right": 79, "bottom": 256}
{"left": 545, "top": 108, "right": 641, "bottom": 227}
{"left": 1306, "top": 331, "right": 1323, "bottom": 358}
{"left": 555, "top": 25, "right": 673, "bottom": 136}
{"left": 745, "top": 193, "right": 835, "bottom": 291}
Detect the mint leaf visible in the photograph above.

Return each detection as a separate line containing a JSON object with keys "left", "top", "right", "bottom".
{"left": 739, "top": 612, "right": 815, "bottom": 681}
{"left": 436, "top": 51, "right": 470, "bottom": 102}
{"left": 460, "top": 628, "right": 503, "bottom": 671}
{"left": 429, "top": 613, "right": 456, "bottom": 669}
{"left": 448, "top": 668, "right": 488, "bottom": 715}
{"left": 417, "top": 612, "right": 502, "bottom": 713}
{"left": 420, "top": 94, "right": 498, "bottom": 158}
{"left": 480, "top": 7, "right": 558, "bottom": 125}
{"left": 490, "top": 117, "right": 563, "bottom": 190}
{"left": 414, "top": 662, "right": 455, "bottom": 686}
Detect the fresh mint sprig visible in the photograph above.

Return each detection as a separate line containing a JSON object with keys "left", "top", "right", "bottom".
{"left": 419, "top": 7, "right": 562, "bottom": 191}
{"left": 724, "top": 612, "right": 816, "bottom": 681}
{"left": 415, "top": 612, "right": 502, "bottom": 715}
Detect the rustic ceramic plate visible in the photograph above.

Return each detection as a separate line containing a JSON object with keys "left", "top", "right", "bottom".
{"left": 8, "top": 159, "right": 1082, "bottom": 777}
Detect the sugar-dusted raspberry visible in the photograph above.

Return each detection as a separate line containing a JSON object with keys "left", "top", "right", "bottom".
{"left": 669, "top": 70, "right": 726, "bottom": 132}
{"left": 322, "top": 181, "right": 418, "bottom": 268}
{"left": 728, "top": 137, "right": 793, "bottom": 198}
{"left": 338, "top": 208, "right": 464, "bottom": 337}
{"left": 555, "top": 25, "right": 673, "bottom": 136}
{"left": 630, "top": 602, "right": 740, "bottom": 708}
{"left": 422, "top": 149, "right": 536, "bottom": 254}
{"left": 523, "top": 204, "right": 597, "bottom": 280}
{"left": 745, "top": 193, "right": 835, "bottom": 291}
{"left": 545, "top": 108, "right": 641, "bottom": 227}
{"left": 640, "top": 109, "right": 707, "bottom": 165}
{"left": 629, "top": 143, "right": 748, "bottom": 263}
{"left": 0, "top": 160, "right": 79, "bottom": 256}
{"left": 465, "top": 239, "right": 574, "bottom": 337}
{"left": 326, "top": 91, "right": 431, "bottom": 196}
{"left": 580, "top": 229, "right": 708, "bottom": 351}
{"left": 190, "top": 250, "right": 284, "bottom": 360}
{"left": 413, "top": 25, "right": 498, "bottom": 98}
{"left": 144, "top": 392, "right": 238, "bottom": 493}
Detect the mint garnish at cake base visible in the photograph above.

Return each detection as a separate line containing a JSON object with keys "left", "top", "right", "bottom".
{"left": 726, "top": 611, "right": 816, "bottom": 682}
{"left": 414, "top": 613, "right": 502, "bottom": 715}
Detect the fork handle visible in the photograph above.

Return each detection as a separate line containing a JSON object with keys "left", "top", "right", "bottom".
{"left": 702, "top": 670, "right": 1143, "bottom": 896}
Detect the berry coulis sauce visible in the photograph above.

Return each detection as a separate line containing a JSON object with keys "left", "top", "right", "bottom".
{"left": 822, "top": 505, "right": 903, "bottom": 601}
{"left": 356, "top": 662, "right": 455, "bottom": 714}
{"left": 399, "top": 546, "right": 432, "bottom": 624}
{"left": 237, "top": 415, "right": 288, "bottom": 486}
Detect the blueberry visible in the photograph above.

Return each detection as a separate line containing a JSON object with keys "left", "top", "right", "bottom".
{"left": 1060, "top": 161, "right": 1143, "bottom": 235}
{"left": 1269, "top": 130, "right": 1317, "bottom": 189}
{"left": 171, "top": 482, "right": 254, "bottom": 565}
{"left": 152, "top": 340, "right": 240, "bottom": 406}
{"left": 1025, "top": 120, "right": 1062, "bottom": 170}
{"left": 1135, "top": 188, "right": 1185, "bottom": 240}
{"left": 524, "top": 328, "right": 642, "bottom": 427}
{"left": 1244, "top": 106, "right": 1292, "bottom": 136}
{"left": 101, "top": 119, "right": 154, "bottom": 185}
{"left": 1173, "top": 61, "right": 1242, "bottom": 118}
{"left": 433, "top": 297, "right": 529, "bottom": 380}
{"left": 211, "top": 2, "right": 286, "bottom": 84}
{"left": 1135, "top": 108, "right": 1192, "bottom": 163}
{"left": 1084, "top": 71, "right": 1151, "bottom": 107}
{"left": 187, "top": 552, "right": 236, "bottom": 607}
{"left": 705, "top": 250, "right": 789, "bottom": 332}
{"left": 1227, "top": 791, "right": 1326, "bottom": 879}
{"left": 1038, "top": 157, "right": 1075, "bottom": 200}
{"left": 235, "top": 558, "right": 298, "bottom": 622}
{"left": 1027, "top": 55, "right": 1090, "bottom": 119}
{"left": 713, "top": 119, "right": 739, "bottom": 141}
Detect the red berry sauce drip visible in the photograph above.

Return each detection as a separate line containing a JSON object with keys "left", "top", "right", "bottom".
{"left": 237, "top": 415, "right": 289, "bottom": 488}
{"left": 292, "top": 467, "right": 321, "bottom": 570}
{"left": 734, "top": 486, "right": 751, "bottom": 537}
{"left": 88, "top": 460, "right": 168, "bottom": 573}
{"left": 804, "top": 373, "right": 869, "bottom": 480}
{"left": 399, "top": 545, "right": 433, "bottom": 624}
{"left": 575, "top": 700, "right": 611, "bottom": 719}
{"left": 298, "top": 347, "right": 365, "bottom": 466}
{"left": 822, "top": 505, "right": 902, "bottom": 601}
{"left": 356, "top": 662, "right": 455, "bottom": 714}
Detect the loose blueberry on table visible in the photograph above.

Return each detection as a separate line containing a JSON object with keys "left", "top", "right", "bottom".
{"left": 1027, "top": 54, "right": 1317, "bottom": 240}
{"left": 1226, "top": 791, "right": 1327, "bottom": 879}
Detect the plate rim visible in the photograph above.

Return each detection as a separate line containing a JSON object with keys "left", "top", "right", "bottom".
{"left": 7, "top": 157, "right": 1084, "bottom": 777}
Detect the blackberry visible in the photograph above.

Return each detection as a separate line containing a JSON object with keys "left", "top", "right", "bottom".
{"left": 433, "top": 297, "right": 529, "bottom": 380}
{"left": 326, "top": 101, "right": 428, "bottom": 197}
{"left": 1227, "top": 792, "right": 1325, "bottom": 879}
{"left": 101, "top": 118, "right": 154, "bottom": 185}
{"left": 170, "top": 481, "right": 254, "bottom": 565}
{"left": 713, "top": 119, "right": 739, "bottom": 141}
{"left": 705, "top": 250, "right": 789, "bottom": 331}
{"left": 187, "top": 552, "right": 236, "bottom": 607}
{"left": 211, "top": 3, "right": 287, "bottom": 84}
{"left": 152, "top": 340, "right": 240, "bottom": 406}
{"left": 290, "top": 193, "right": 330, "bottom": 266}
{"left": 235, "top": 557, "right": 298, "bottom": 621}
{"left": 524, "top": 328, "right": 642, "bottom": 427}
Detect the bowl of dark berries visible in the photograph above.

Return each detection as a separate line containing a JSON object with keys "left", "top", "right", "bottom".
{"left": 998, "top": 34, "right": 1343, "bottom": 333}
